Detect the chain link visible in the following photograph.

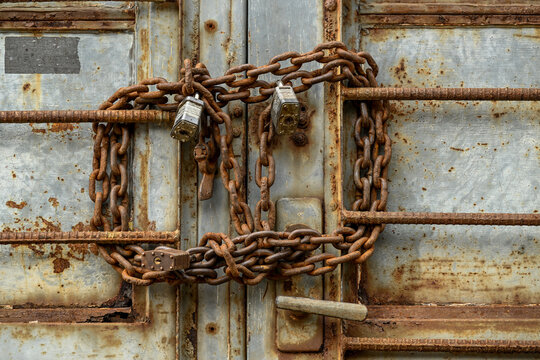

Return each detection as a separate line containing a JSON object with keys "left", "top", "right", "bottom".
{"left": 90, "top": 41, "right": 391, "bottom": 286}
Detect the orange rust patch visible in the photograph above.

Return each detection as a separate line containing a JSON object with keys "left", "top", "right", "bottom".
{"left": 29, "top": 124, "right": 46, "bottom": 134}
{"left": 67, "top": 243, "right": 89, "bottom": 261}
{"left": 48, "top": 123, "right": 76, "bottom": 132}
{"left": 71, "top": 222, "right": 87, "bottom": 231}
{"left": 52, "top": 257, "right": 70, "bottom": 273}
{"left": 48, "top": 197, "right": 59, "bottom": 208}
{"left": 6, "top": 200, "right": 27, "bottom": 209}
{"left": 37, "top": 216, "right": 61, "bottom": 232}
{"left": 22, "top": 83, "right": 31, "bottom": 92}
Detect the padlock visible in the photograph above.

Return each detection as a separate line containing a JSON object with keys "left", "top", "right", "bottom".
{"left": 141, "top": 247, "right": 190, "bottom": 271}
{"left": 271, "top": 81, "right": 300, "bottom": 135}
{"left": 170, "top": 93, "right": 204, "bottom": 142}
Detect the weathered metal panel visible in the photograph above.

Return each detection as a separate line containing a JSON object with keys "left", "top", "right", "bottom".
{"left": 0, "top": 2, "right": 179, "bottom": 358}
{"left": 275, "top": 197, "right": 323, "bottom": 352}
{"left": 196, "top": 1, "right": 247, "bottom": 359}
{"left": 353, "top": 27, "right": 540, "bottom": 305}
{"left": 0, "top": 32, "right": 133, "bottom": 306}
{"left": 247, "top": 0, "right": 325, "bottom": 358}
{"left": 342, "top": 3, "right": 539, "bottom": 357}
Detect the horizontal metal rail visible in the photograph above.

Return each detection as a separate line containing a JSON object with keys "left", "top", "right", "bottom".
{"left": 342, "top": 210, "right": 540, "bottom": 226}
{"left": 342, "top": 87, "right": 540, "bottom": 101}
{"left": 343, "top": 337, "right": 540, "bottom": 353}
{"left": 0, "top": 110, "right": 173, "bottom": 124}
{"left": 0, "top": 231, "right": 178, "bottom": 245}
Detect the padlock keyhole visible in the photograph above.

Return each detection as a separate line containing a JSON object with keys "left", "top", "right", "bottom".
{"left": 283, "top": 116, "right": 294, "bottom": 125}
{"left": 154, "top": 257, "right": 162, "bottom": 264}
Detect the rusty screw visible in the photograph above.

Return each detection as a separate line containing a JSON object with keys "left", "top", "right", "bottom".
{"left": 232, "top": 106, "right": 243, "bottom": 118}
{"left": 290, "top": 131, "right": 308, "bottom": 147}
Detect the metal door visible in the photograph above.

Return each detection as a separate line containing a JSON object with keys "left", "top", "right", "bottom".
{"left": 0, "top": 0, "right": 538, "bottom": 359}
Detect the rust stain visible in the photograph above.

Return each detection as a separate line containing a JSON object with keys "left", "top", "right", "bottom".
{"left": 204, "top": 19, "right": 218, "bottom": 33}
{"left": 450, "top": 146, "right": 469, "bottom": 152}
{"left": 37, "top": 216, "right": 61, "bottom": 231}
{"left": 137, "top": 28, "right": 150, "bottom": 79}
{"left": 52, "top": 257, "right": 70, "bottom": 273}
{"left": 205, "top": 322, "right": 218, "bottom": 334}
{"left": 22, "top": 83, "right": 31, "bottom": 92}
{"left": 6, "top": 200, "right": 28, "bottom": 209}
{"left": 33, "top": 74, "right": 41, "bottom": 109}
{"left": 48, "top": 123, "right": 76, "bottom": 132}
{"left": 71, "top": 222, "right": 87, "bottom": 231}
{"left": 6, "top": 200, "right": 27, "bottom": 209}
{"left": 48, "top": 197, "right": 59, "bottom": 208}
{"left": 29, "top": 124, "right": 46, "bottom": 134}
{"left": 136, "top": 125, "right": 152, "bottom": 230}
{"left": 67, "top": 243, "right": 89, "bottom": 261}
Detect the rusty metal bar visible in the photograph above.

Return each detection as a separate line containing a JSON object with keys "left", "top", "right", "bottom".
{"left": 343, "top": 337, "right": 540, "bottom": 353}
{"left": 0, "top": 110, "right": 174, "bottom": 124}
{"left": 0, "top": 231, "right": 178, "bottom": 245}
{"left": 342, "top": 87, "right": 540, "bottom": 101}
{"left": 342, "top": 210, "right": 540, "bottom": 226}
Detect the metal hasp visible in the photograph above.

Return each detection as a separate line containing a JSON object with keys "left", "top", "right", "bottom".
{"left": 141, "top": 247, "right": 190, "bottom": 271}
{"left": 170, "top": 94, "right": 204, "bottom": 141}
{"left": 271, "top": 81, "right": 300, "bottom": 135}
{"left": 276, "top": 296, "right": 368, "bottom": 322}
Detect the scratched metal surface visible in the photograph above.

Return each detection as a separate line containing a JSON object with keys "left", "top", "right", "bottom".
{"left": 351, "top": 27, "right": 540, "bottom": 305}
{"left": 0, "top": 2, "right": 179, "bottom": 359}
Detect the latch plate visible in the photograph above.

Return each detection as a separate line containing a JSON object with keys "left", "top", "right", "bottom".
{"left": 141, "top": 247, "right": 190, "bottom": 271}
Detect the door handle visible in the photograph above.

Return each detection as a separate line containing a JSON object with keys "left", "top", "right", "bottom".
{"left": 275, "top": 296, "right": 368, "bottom": 321}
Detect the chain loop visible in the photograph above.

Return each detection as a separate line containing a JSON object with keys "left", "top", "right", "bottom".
{"left": 90, "top": 41, "right": 391, "bottom": 286}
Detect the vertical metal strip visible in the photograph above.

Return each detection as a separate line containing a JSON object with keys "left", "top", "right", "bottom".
{"left": 197, "top": 1, "right": 247, "bottom": 359}
{"left": 322, "top": 1, "right": 345, "bottom": 359}
{"left": 178, "top": 1, "right": 200, "bottom": 359}
{"left": 133, "top": 2, "right": 180, "bottom": 358}
{"left": 247, "top": 0, "right": 325, "bottom": 358}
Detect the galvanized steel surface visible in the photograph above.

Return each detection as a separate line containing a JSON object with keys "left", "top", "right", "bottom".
{"left": 354, "top": 27, "right": 540, "bottom": 305}
{"left": 0, "top": 2, "right": 180, "bottom": 359}
{"left": 0, "top": 31, "right": 133, "bottom": 306}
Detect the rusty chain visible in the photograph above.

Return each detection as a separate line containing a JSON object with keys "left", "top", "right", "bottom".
{"left": 89, "top": 41, "right": 391, "bottom": 286}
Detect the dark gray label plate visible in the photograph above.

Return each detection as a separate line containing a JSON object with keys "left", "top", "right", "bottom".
{"left": 4, "top": 37, "right": 80, "bottom": 74}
